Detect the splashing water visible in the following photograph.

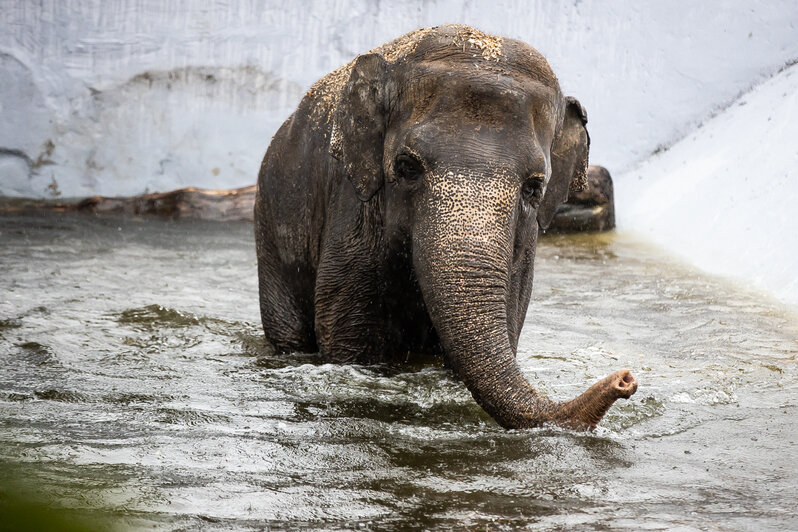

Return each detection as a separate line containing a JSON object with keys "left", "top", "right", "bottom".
{"left": 1, "top": 215, "right": 796, "bottom": 530}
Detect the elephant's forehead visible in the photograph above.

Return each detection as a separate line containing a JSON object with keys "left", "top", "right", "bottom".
{"left": 398, "top": 25, "right": 560, "bottom": 90}
{"left": 400, "top": 60, "right": 559, "bottom": 119}
{"left": 412, "top": 57, "right": 554, "bottom": 89}
{"left": 396, "top": 65, "right": 559, "bottom": 147}
{"left": 382, "top": 24, "right": 557, "bottom": 79}
{"left": 398, "top": 118, "right": 549, "bottom": 176}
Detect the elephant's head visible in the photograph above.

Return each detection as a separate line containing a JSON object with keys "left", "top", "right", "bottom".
{"left": 331, "top": 26, "right": 635, "bottom": 429}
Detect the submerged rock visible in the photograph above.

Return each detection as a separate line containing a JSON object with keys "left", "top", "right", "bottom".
{"left": 547, "top": 165, "right": 615, "bottom": 233}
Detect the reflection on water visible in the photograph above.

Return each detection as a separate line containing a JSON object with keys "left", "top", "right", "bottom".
{"left": 1, "top": 214, "right": 796, "bottom": 530}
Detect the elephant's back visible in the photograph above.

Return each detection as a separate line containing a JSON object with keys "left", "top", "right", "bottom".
{"left": 255, "top": 102, "right": 334, "bottom": 277}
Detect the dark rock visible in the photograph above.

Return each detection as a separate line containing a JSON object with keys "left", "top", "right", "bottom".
{"left": 547, "top": 165, "right": 615, "bottom": 233}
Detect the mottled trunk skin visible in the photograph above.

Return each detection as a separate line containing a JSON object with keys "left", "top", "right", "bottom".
{"left": 414, "top": 170, "right": 637, "bottom": 430}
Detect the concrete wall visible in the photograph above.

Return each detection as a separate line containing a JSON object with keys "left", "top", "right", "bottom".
{"left": 617, "top": 62, "right": 798, "bottom": 307}
{"left": 2, "top": 0, "right": 796, "bottom": 197}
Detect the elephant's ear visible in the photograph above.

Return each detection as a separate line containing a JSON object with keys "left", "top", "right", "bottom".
{"left": 329, "top": 53, "right": 390, "bottom": 202}
{"left": 537, "top": 96, "right": 590, "bottom": 231}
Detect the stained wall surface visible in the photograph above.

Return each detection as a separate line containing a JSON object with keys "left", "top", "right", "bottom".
{"left": 2, "top": 1, "right": 796, "bottom": 197}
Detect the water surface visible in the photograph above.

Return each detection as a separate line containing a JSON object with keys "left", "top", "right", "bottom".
{"left": 1, "top": 214, "right": 796, "bottom": 530}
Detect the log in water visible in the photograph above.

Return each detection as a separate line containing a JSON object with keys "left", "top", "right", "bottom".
{"left": 0, "top": 166, "right": 616, "bottom": 234}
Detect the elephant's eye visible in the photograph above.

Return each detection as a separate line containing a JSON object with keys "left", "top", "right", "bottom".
{"left": 521, "top": 176, "right": 545, "bottom": 207}
{"left": 394, "top": 153, "right": 424, "bottom": 182}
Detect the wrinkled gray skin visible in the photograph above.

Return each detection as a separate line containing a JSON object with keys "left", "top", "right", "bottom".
{"left": 255, "top": 25, "right": 637, "bottom": 430}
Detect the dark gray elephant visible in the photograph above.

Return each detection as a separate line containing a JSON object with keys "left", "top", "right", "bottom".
{"left": 255, "top": 25, "right": 637, "bottom": 430}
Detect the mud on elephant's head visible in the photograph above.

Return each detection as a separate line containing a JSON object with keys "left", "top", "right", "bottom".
{"left": 329, "top": 26, "right": 608, "bottom": 429}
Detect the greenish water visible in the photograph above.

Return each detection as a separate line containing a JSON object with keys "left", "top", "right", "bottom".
{"left": 1, "top": 214, "right": 796, "bottom": 531}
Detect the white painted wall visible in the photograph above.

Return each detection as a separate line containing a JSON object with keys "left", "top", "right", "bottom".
{"left": 617, "top": 62, "right": 798, "bottom": 308}
{"left": 1, "top": 1, "right": 796, "bottom": 198}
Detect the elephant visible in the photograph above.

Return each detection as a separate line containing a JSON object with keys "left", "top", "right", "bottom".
{"left": 547, "top": 165, "right": 616, "bottom": 233}
{"left": 254, "top": 25, "right": 637, "bottom": 430}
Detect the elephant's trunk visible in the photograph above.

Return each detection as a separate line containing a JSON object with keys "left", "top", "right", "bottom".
{"left": 414, "top": 170, "right": 636, "bottom": 429}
